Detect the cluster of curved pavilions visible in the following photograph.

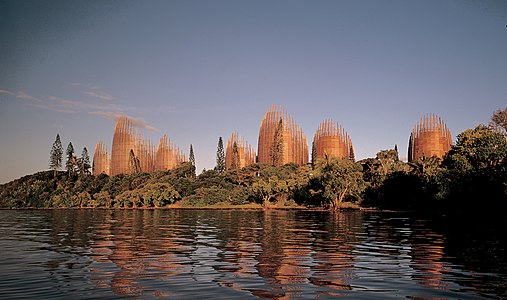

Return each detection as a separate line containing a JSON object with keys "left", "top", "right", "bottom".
{"left": 92, "top": 105, "right": 452, "bottom": 175}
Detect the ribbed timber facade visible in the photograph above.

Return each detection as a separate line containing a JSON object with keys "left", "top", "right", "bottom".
{"left": 313, "top": 119, "right": 353, "bottom": 161}
{"left": 408, "top": 114, "right": 452, "bottom": 162}
{"left": 225, "top": 131, "right": 256, "bottom": 170}
{"left": 257, "top": 105, "right": 308, "bottom": 165}
{"left": 110, "top": 115, "right": 137, "bottom": 175}
{"left": 92, "top": 141, "right": 110, "bottom": 175}
{"left": 155, "top": 134, "right": 186, "bottom": 171}
{"left": 97, "top": 115, "right": 186, "bottom": 176}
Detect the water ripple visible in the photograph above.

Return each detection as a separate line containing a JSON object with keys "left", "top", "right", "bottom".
{"left": 0, "top": 209, "right": 505, "bottom": 299}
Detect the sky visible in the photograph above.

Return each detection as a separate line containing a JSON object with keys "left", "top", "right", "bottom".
{"left": 1, "top": 0, "right": 506, "bottom": 183}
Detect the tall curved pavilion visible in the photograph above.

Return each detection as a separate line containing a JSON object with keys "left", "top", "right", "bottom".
{"left": 313, "top": 119, "right": 354, "bottom": 161}
{"left": 257, "top": 105, "right": 308, "bottom": 166}
{"left": 155, "top": 134, "right": 186, "bottom": 171}
{"left": 225, "top": 131, "right": 256, "bottom": 170}
{"left": 92, "top": 141, "right": 110, "bottom": 175}
{"left": 108, "top": 115, "right": 184, "bottom": 175}
{"left": 408, "top": 113, "right": 452, "bottom": 162}
{"left": 110, "top": 115, "right": 137, "bottom": 175}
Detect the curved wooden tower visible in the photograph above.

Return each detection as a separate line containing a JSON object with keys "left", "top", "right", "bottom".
{"left": 110, "top": 115, "right": 137, "bottom": 175}
{"left": 313, "top": 119, "right": 353, "bottom": 161}
{"left": 408, "top": 113, "right": 452, "bottom": 162}
{"left": 155, "top": 134, "right": 186, "bottom": 171}
{"left": 92, "top": 141, "right": 110, "bottom": 175}
{"left": 257, "top": 105, "right": 308, "bottom": 166}
{"left": 103, "top": 114, "right": 187, "bottom": 175}
{"left": 135, "top": 135, "right": 155, "bottom": 173}
{"left": 225, "top": 131, "right": 256, "bottom": 170}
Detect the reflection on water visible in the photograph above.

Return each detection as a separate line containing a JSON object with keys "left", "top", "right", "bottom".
{"left": 0, "top": 209, "right": 505, "bottom": 299}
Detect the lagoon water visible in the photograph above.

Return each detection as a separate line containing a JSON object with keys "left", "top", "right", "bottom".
{"left": 0, "top": 209, "right": 505, "bottom": 299}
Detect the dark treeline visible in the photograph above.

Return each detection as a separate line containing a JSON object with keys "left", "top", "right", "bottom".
{"left": 1, "top": 109, "right": 507, "bottom": 214}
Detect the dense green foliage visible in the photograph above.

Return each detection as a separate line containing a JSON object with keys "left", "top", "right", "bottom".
{"left": 363, "top": 125, "right": 507, "bottom": 214}
{"left": 1, "top": 124, "right": 506, "bottom": 212}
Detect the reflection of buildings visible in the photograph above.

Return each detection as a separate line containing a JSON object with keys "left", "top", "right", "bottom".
{"left": 155, "top": 134, "right": 186, "bottom": 171}
{"left": 309, "top": 213, "right": 358, "bottom": 294}
{"left": 254, "top": 211, "right": 357, "bottom": 299}
{"left": 410, "top": 230, "right": 448, "bottom": 290}
{"left": 225, "top": 131, "right": 256, "bottom": 170}
{"left": 89, "top": 210, "right": 189, "bottom": 297}
{"left": 313, "top": 119, "right": 354, "bottom": 161}
{"left": 408, "top": 114, "right": 452, "bottom": 162}
{"left": 93, "top": 115, "right": 186, "bottom": 175}
{"left": 257, "top": 105, "right": 308, "bottom": 166}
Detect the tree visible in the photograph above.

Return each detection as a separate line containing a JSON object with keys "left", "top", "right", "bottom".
{"left": 312, "top": 157, "right": 365, "bottom": 211}
{"left": 440, "top": 125, "right": 507, "bottom": 209}
{"left": 270, "top": 118, "right": 284, "bottom": 167}
{"left": 230, "top": 141, "right": 239, "bottom": 170}
{"left": 189, "top": 144, "right": 195, "bottom": 166}
{"left": 311, "top": 140, "right": 317, "bottom": 166}
{"left": 446, "top": 125, "right": 507, "bottom": 169}
{"left": 409, "top": 156, "right": 441, "bottom": 177}
{"left": 65, "top": 142, "right": 77, "bottom": 176}
{"left": 49, "top": 134, "right": 63, "bottom": 177}
{"left": 248, "top": 163, "right": 307, "bottom": 208}
{"left": 491, "top": 107, "right": 507, "bottom": 132}
{"left": 215, "top": 137, "right": 225, "bottom": 173}
{"left": 78, "top": 147, "right": 91, "bottom": 175}
{"left": 128, "top": 149, "right": 141, "bottom": 174}
{"left": 250, "top": 175, "right": 289, "bottom": 208}
{"left": 349, "top": 145, "right": 355, "bottom": 161}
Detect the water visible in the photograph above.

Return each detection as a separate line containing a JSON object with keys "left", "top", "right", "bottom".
{"left": 0, "top": 209, "right": 505, "bottom": 299}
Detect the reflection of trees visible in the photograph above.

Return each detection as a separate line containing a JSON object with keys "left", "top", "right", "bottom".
{"left": 425, "top": 218, "right": 507, "bottom": 298}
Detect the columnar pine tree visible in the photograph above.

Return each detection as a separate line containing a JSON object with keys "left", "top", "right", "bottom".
{"left": 189, "top": 144, "right": 195, "bottom": 166}
{"left": 349, "top": 145, "right": 355, "bottom": 162}
{"left": 66, "top": 142, "right": 76, "bottom": 176}
{"left": 230, "top": 141, "right": 239, "bottom": 170}
{"left": 189, "top": 144, "right": 196, "bottom": 177}
{"left": 79, "top": 147, "right": 91, "bottom": 175}
{"left": 311, "top": 140, "right": 317, "bottom": 167}
{"left": 128, "top": 149, "right": 141, "bottom": 174}
{"left": 49, "top": 134, "right": 63, "bottom": 178}
{"left": 270, "top": 118, "right": 284, "bottom": 167}
{"left": 215, "top": 137, "right": 225, "bottom": 173}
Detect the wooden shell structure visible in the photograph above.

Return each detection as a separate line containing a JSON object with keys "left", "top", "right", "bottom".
{"left": 105, "top": 115, "right": 185, "bottom": 175}
{"left": 408, "top": 113, "right": 452, "bottom": 162}
{"left": 313, "top": 119, "right": 353, "bottom": 161}
{"left": 155, "top": 134, "right": 186, "bottom": 171}
{"left": 257, "top": 105, "right": 308, "bottom": 165}
{"left": 225, "top": 131, "right": 256, "bottom": 170}
{"left": 92, "top": 141, "right": 110, "bottom": 175}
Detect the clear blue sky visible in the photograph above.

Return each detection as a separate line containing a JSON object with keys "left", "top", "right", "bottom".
{"left": 1, "top": 0, "right": 506, "bottom": 183}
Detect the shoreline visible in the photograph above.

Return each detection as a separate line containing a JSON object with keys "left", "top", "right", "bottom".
{"left": 0, "top": 206, "right": 387, "bottom": 212}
